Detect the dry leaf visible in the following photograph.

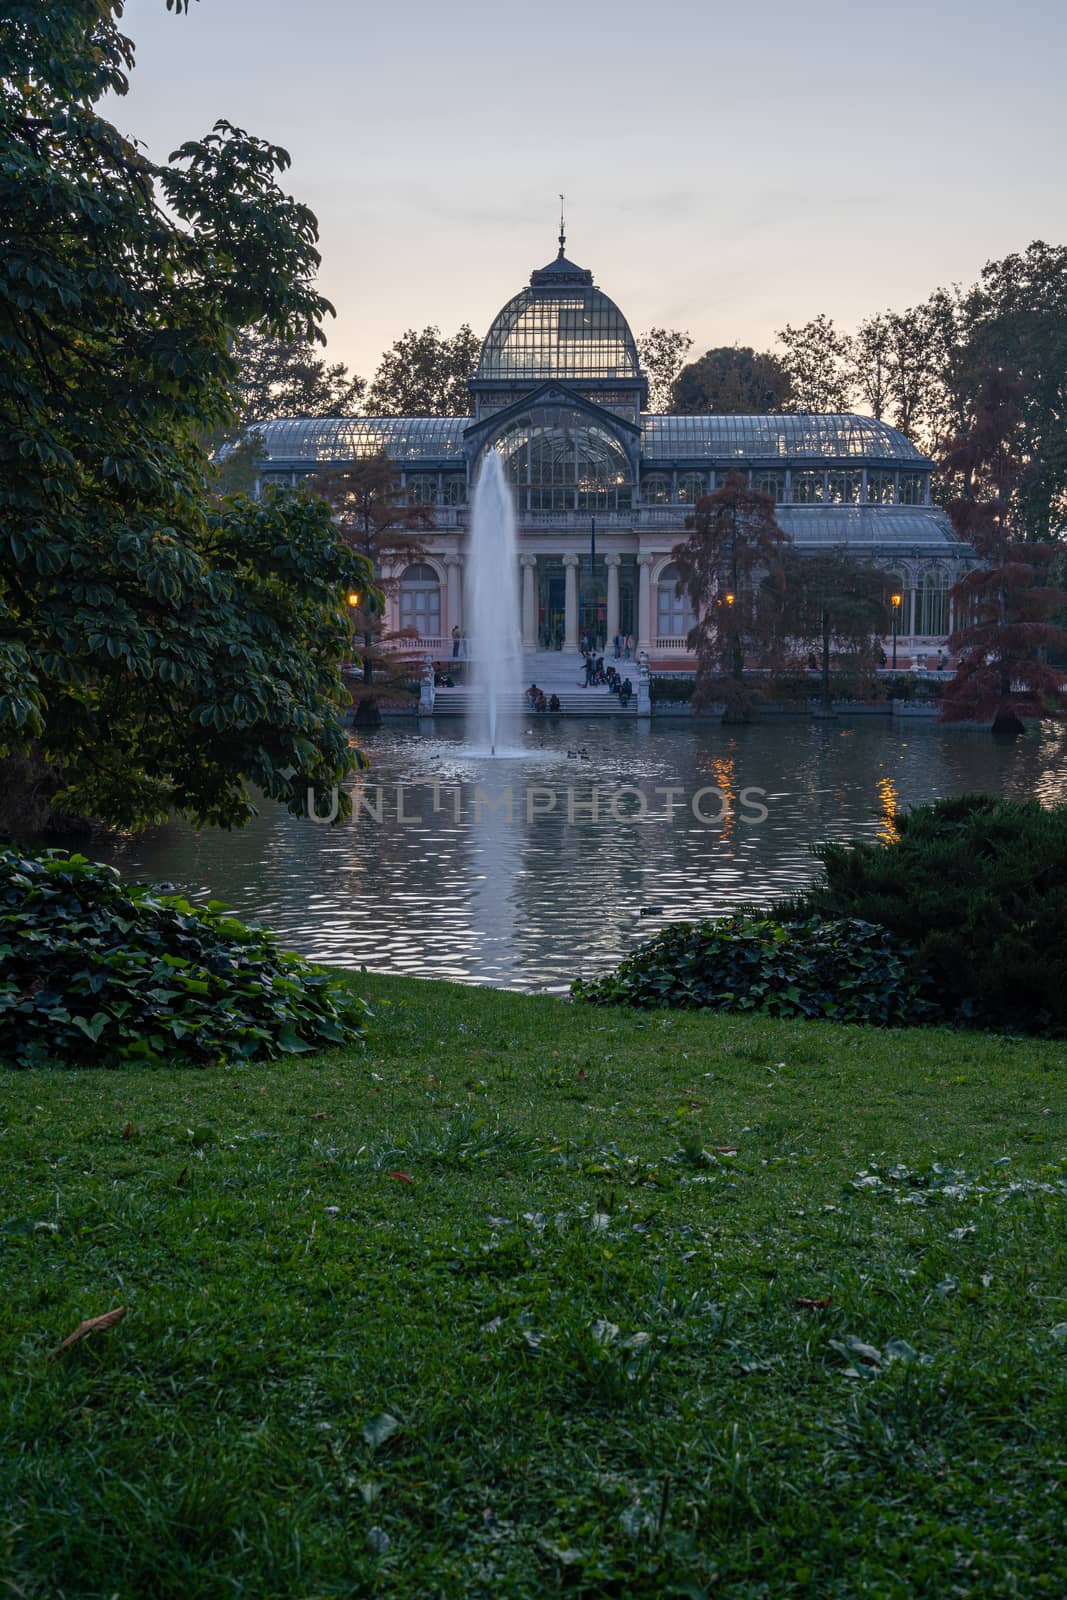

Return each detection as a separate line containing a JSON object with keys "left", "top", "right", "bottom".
{"left": 122, "top": 1121, "right": 132, "bottom": 1140}
{"left": 715, "top": 1146, "right": 739, "bottom": 1156}
{"left": 385, "top": 1170, "right": 413, "bottom": 1184}
{"left": 311, "top": 1112, "right": 333, "bottom": 1121}
{"left": 48, "top": 1305, "right": 126, "bottom": 1361}
{"left": 576, "top": 1069, "right": 588, "bottom": 1080}
{"left": 795, "top": 1296, "right": 833, "bottom": 1310}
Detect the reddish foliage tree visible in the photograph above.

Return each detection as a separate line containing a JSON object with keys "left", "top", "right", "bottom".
{"left": 672, "top": 471, "right": 787, "bottom": 718}
{"left": 941, "top": 372, "right": 1067, "bottom": 732}
{"left": 311, "top": 453, "right": 435, "bottom": 718}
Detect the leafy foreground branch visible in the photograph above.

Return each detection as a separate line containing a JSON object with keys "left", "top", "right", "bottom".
{"left": 0, "top": 849, "right": 368, "bottom": 1066}
{"left": 0, "top": 977, "right": 1063, "bottom": 1597}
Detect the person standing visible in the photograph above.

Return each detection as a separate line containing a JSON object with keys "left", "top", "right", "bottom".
{"left": 451, "top": 625, "right": 461, "bottom": 659}
{"left": 613, "top": 633, "right": 621, "bottom": 660}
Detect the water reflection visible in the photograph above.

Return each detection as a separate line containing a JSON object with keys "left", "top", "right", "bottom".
{"left": 95, "top": 719, "right": 1067, "bottom": 994}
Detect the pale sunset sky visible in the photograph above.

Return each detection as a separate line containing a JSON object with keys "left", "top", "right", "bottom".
{"left": 115, "top": 0, "right": 1067, "bottom": 390}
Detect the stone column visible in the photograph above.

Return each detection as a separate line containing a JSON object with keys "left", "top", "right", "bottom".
{"left": 520, "top": 555, "right": 538, "bottom": 650}
{"left": 563, "top": 554, "right": 580, "bottom": 651}
{"left": 605, "top": 553, "right": 621, "bottom": 644}
{"left": 637, "top": 554, "right": 654, "bottom": 653}
{"left": 444, "top": 554, "right": 462, "bottom": 636}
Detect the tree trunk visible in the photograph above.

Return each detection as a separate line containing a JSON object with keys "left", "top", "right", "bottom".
{"left": 991, "top": 707, "right": 1025, "bottom": 737}
{"left": 0, "top": 751, "right": 96, "bottom": 840}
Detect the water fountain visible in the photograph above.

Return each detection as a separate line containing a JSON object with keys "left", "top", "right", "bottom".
{"left": 467, "top": 450, "right": 522, "bottom": 755}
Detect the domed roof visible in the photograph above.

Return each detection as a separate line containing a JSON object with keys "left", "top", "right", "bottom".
{"left": 476, "top": 249, "right": 641, "bottom": 383}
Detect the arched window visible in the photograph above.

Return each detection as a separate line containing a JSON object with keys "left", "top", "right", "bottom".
{"left": 791, "top": 470, "right": 826, "bottom": 503}
{"left": 442, "top": 474, "right": 467, "bottom": 505}
{"left": 494, "top": 408, "right": 633, "bottom": 512}
{"left": 642, "top": 472, "right": 672, "bottom": 506}
{"left": 657, "top": 563, "right": 695, "bottom": 639}
{"left": 898, "top": 471, "right": 928, "bottom": 506}
{"left": 918, "top": 568, "right": 949, "bottom": 636}
{"left": 398, "top": 562, "right": 441, "bottom": 637}
{"left": 827, "top": 471, "right": 861, "bottom": 503}
{"left": 677, "top": 472, "right": 707, "bottom": 504}
{"left": 404, "top": 474, "right": 438, "bottom": 505}
{"left": 753, "top": 471, "right": 784, "bottom": 501}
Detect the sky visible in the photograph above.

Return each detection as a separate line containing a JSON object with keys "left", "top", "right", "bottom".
{"left": 114, "top": 0, "right": 1067, "bottom": 388}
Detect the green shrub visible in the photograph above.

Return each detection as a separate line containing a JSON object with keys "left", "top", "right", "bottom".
{"left": 772, "top": 794, "right": 1067, "bottom": 1035}
{"left": 649, "top": 675, "right": 695, "bottom": 704}
{"left": 571, "top": 916, "right": 934, "bottom": 1026}
{"left": 0, "top": 849, "right": 369, "bottom": 1067}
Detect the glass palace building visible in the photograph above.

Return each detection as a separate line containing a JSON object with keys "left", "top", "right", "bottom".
{"left": 250, "top": 245, "right": 970, "bottom": 658}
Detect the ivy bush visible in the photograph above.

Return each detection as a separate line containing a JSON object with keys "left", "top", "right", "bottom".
{"left": 0, "top": 849, "right": 369, "bottom": 1067}
{"left": 772, "top": 794, "right": 1067, "bottom": 1035}
{"left": 571, "top": 916, "right": 934, "bottom": 1026}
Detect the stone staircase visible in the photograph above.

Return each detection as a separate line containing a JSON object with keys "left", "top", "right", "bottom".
{"left": 431, "top": 688, "right": 638, "bottom": 718}
{"left": 431, "top": 649, "right": 641, "bottom": 717}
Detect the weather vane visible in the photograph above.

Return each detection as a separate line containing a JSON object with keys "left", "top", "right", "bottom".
{"left": 558, "top": 193, "right": 566, "bottom": 258}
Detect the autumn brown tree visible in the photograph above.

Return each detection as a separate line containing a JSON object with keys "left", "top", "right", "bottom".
{"left": 311, "top": 454, "right": 435, "bottom": 720}
{"left": 941, "top": 372, "right": 1067, "bottom": 734}
{"left": 672, "top": 471, "right": 787, "bottom": 718}
{"left": 780, "top": 547, "right": 891, "bottom": 709}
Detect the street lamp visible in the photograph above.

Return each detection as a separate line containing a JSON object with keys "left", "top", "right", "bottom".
{"left": 346, "top": 591, "right": 361, "bottom": 608}
{"left": 891, "top": 592, "right": 902, "bottom": 669}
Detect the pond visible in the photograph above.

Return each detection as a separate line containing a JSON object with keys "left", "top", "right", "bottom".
{"left": 95, "top": 717, "right": 1067, "bottom": 994}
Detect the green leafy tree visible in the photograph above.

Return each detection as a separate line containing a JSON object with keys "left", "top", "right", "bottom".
{"left": 230, "top": 329, "right": 365, "bottom": 425}
{"left": 776, "top": 314, "right": 852, "bottom": 412}
{"left": 850, "top": 314, "right": 894, "bottom": 421}
{"left": 637, "top": 327, "right": 693, "bottom": 411}
{"left": 941, "top": 372, "right": 1067, "bottom": 733}
{"left": 961, "top": 241, "right": 1067, "bottom": 537}
{"left": 672, "top": 471, "right": 787, "bottom": 718}
{"left": 0, "top": 0, "right": 374, "bottom": 830}
{"left": 780, "top": 547, "right": 891, "bottom": 709}
{"left": 670, "top": 346, "right": 792, "bottom": 414}
{"left": 366, "top": 325, "right": 480, "bottom": 416}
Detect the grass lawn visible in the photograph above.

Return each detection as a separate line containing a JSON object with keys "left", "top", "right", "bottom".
{"left": 1, "top": 974, "right": 1065, "bottom": 1598}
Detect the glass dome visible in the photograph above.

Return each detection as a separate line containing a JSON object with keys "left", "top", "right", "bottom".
{"left": 476, "top": 254, "right": 641, "bottom": 383}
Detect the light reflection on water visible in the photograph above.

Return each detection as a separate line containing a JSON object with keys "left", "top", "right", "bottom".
{"left": 95, "top": 719, "right": 1067, "bottom": 994}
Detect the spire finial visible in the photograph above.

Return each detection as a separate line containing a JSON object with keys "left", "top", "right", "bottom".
{"left": 558, "top": 193, "right": 566, "bottom": 259}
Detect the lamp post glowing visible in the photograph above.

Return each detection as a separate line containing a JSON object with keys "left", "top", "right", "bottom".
{"left": 346, "top": 591, "right": 361, "bottom": 609}
{"left": 891, "top": 591, "right": 902, "bottom": 669}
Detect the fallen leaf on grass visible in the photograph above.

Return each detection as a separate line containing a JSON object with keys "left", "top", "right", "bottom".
{"left": 310, "top": 1112, "right": 334, "bottom": 1121}
{"left": 48, "top": 1306, "right": 126, "bottom": 1361}
{"left": 795, "top": 1296, "right": 833, "bottom": 1310}
{"left": 362, "top": 1412, "right": 399, "bottom": 1450}
{"left": 121, "top": 1121, "right": 132, "bottom": 1140}
{"left": 385, "top": 1171, "right": 413, "bottom": 1184}
{"left": 715, "top": 1147, "right": 739, "bottom": 1156}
